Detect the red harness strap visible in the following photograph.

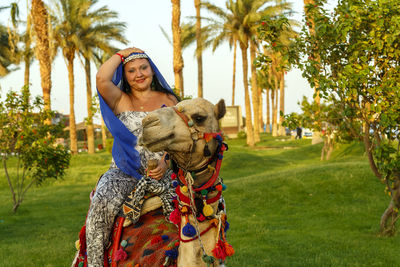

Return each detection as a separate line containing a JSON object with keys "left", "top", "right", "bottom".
{"left": 176, "top": 185, "right": 222, "bottom": 206}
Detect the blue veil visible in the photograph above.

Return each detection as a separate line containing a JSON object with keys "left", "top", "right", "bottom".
{"left": 97, "top": 52, "right": 175, "bottom": 180}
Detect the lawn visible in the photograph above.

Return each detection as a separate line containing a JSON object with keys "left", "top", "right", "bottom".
{"left": 1, "top": 134, "right": 399, "bottom": 266}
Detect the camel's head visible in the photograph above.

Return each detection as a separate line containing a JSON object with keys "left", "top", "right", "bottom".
{"left": 140, "top": 98, "right": 226, "bottom": 169}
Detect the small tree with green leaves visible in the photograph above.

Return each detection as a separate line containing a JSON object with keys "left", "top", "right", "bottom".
{"left": 296, "top": 0, "right": 400, "bottom": 235}
{"left": 0, "top": 86, "right": 70, "bottom": 213}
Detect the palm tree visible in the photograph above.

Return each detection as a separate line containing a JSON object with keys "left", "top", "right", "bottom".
{"left": 194, "top": 0, "right": 204, "bottom": 98}
{"left": 204, "top": 0, "right": 291, "bottom": 146}
{"left": 77, "top": 1, "right": 127, "bottom": 154}
{"left": 52, "top": 0, "right": 93, "bottom": 154}
{"left": 0, "top": 24, "right": 15, "bottom": 77}
{"left": 171, "top": 0, "right": 184, "bottom": 98}
{"left": 31, "top": 0, "right": 51, "bottom": 112}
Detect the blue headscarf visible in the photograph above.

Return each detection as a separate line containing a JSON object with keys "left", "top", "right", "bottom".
{"left": 97, "top": 52, "right": 175, "bottom": 180}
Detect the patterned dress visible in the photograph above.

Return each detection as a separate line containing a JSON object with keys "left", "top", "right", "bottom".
{"left": 86, "top": 111, "right": 167, "bottom": 267}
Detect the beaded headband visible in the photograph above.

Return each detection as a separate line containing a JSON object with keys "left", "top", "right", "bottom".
{"left": 123, "top": 53, "right": 148, "bottom": 65}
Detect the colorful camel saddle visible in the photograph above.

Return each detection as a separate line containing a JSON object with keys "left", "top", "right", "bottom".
{"left": 120, "top": 176, "right": 176, "bottom": 225}
{"left": 73, "top": 176, "right": 179, "bottom": 267}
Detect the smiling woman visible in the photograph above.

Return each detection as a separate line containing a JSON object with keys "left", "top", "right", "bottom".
{"left": 80, "top": 47, "right": 180, "bottom": 266}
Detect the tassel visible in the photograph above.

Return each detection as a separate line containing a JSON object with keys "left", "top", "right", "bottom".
{"left": 120, "top": 239, "right": 128, "bottom": 248}
{"left": 151, "top": 235, "right": 163, "bottom": 244}
{"left": 114, "top": 248, "right": 128, "bottom": 262}
{"left": 181, "top": 186, "right": 188, "bottom": 193}
{"left": 197, "top": 213, "right": 206, "bottom": 222}
{"left": 215, "top": 184, "right": 223, "bottom": 191}
{"left": 224, "top": 242, "right": 235, "bottom": 256}
{"left": 75, "top": 240, "right": 80, "bottom": 251}
{"left": 212, "top": 240, "right": 227, "bottom": 260}
{"left": 165, "top": 247, "right": 178, "bottom": 259}
{"left": 203, "top": 204, "right": 214, "bottom": 217}
{"left": 169, "top": 208, "right": 181, "bottom": 225}
{"left": 202, "top": 254, "right": 215, "bottom": 267}
{"left": 182, "top": 222, "right": 196, "bottom": 237}
{"left": 78, "top": 225, "right": 86, "bottom": 255}
{"left": 224, "top": 221, "right": 230, "bottom": 232}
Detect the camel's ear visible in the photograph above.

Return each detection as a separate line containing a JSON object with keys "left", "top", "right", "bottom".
{"left": 214, "top": 99, "right": 226, "bottom": 120}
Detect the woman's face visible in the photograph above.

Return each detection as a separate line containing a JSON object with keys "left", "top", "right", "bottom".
{"left": 123, "top": 58, "right": 154, "bottom": 92}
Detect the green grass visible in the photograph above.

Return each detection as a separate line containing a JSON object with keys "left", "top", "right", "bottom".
{"left": 1, "top": 134, "right": 399, "bottom": 266}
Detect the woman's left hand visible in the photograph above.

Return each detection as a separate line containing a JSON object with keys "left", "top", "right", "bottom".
{"left": 148, "top": 160, "right": 168, "bottom": 180}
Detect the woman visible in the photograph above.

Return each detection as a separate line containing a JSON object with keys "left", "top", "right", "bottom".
{"left": 86, "top": 47, "right": 178, "bottom": 266}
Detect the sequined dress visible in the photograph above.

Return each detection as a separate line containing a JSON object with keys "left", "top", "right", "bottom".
{"left": 85, "top": 111, "right": 166, "bottom": 267}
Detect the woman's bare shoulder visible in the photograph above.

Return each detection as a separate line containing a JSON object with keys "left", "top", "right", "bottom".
{"left": 153, "top": 91, "right": 177, "bottom": 107}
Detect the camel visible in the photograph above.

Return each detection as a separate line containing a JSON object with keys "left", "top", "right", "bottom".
{"left": 140, "top": 98, "right": 233, "bottom": 267}
{"left": 73, "top": 98, "right": 233, "bottom": 267}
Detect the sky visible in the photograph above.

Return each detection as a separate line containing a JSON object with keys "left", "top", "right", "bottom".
{"left": 0, "top": 0, "right": 336, "bottom": 124}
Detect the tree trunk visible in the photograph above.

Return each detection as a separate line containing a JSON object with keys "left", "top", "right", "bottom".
{"left": 240, "top": 42, "right": 254, "bottom": 147}
{"left": 380, "top": 180, "right": 400, "bottom": 236}
{"left": 171, "top": 0, "right": 184, "bottom": 98}
{"left": 67, "top": 54, "right": 78, "bottom": 155}
{"left": 194, "top": 0, "right": 203, "bottom": 98}
{"left": 24, "top": 56, "right": 30, "bottom": 87}
{"left": 232, "top": 39, "right": 237, "bottom": 106}
{"left": 84, "top": 57, "right": 95, "bottom": 154}
{"left": 24, "top": 9, "right": 32, "bottom": 87}
{"left": 272, "top": 82, "right": 278, "bottom": 137}
{"left": 31, "top": 0, "right": 51, "bottom": 112}
{"left": 278, "top": 71, "right": 285, "bottom": 136}
{"left": 266, "top": 88, "right": 270, "bottom": 133}
{"left": 250, "top": 41, "right": 260, "bottom": 143}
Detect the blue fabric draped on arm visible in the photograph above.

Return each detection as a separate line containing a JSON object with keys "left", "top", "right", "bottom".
{"left": 97, "top": 52, "right": 175, "bottom": 180}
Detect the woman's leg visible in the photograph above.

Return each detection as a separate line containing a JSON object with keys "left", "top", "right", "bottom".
{"left": 86, "top": 169, "right": 137, "bottom": 267}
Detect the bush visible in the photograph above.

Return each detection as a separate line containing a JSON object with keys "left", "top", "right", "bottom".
{"left": 237, "top": 131, "right": 247, "bottom": 139}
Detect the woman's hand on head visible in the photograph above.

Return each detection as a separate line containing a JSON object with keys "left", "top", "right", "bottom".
{"left": 148, "top": 160, "right": 168, "bottom": 180}
{"left": 118, "top": 47, "right": 144, "bottom": 58}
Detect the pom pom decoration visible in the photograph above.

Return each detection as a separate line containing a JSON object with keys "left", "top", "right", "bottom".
{"left": 172, "top": 180, "right": 179, "bottom": 188}
{"left": 181, "top": 185, "right": 188, "bottom": 193}
{"left": 215, "top": 184, "right": 223, "bottom": 191}
{"left": 203, "top": 204, "right": 214, "bottom": 217}
{"left": 120, "top": 239, "right": 127, "bottom": 248}
{"left": 212, "top": 240, "right": 227, "bottom": 261}
{"left": 114, "top": 248, "right": 128, "bottom": 262}
{"left": 202, "top": 254, "right": 215, "bottom": 265}
{"left": 224, "top": 242, "right": 235, "bottom": 257}
{"left": 75, "top": 240, "right": 80, "bottom": 251}
{"left": 171, "top": 172, "right": 177, "bottom": 179}
{"left": 78, "top": 262, "right": 84, "bottom": 267}
{"left": 161, "top": 235, "right": 170, "bottom": 241}
{"left": 224, "top": 221, "right": 230, "bottom": 232}
{"left": 169, "top": 208, "right": 181, "bottom": 225}
{"left": 182, "top": 222, "right": 197, "bottom": 237}
{"left": 165, "top": 247, "right": 178, "bottom": 259}
{"left": 197, "top": 213, "right": 206, "bottom": 222}
{"left": 221, "top": 183, "right": 227, "bottom": 191}
{"left": 151, "top": 235, "right": 163, "bottom": 245}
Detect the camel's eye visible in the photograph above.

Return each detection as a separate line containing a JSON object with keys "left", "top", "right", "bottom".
{"left": 192, "top": 114, "right": 207, "bottom": 124}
